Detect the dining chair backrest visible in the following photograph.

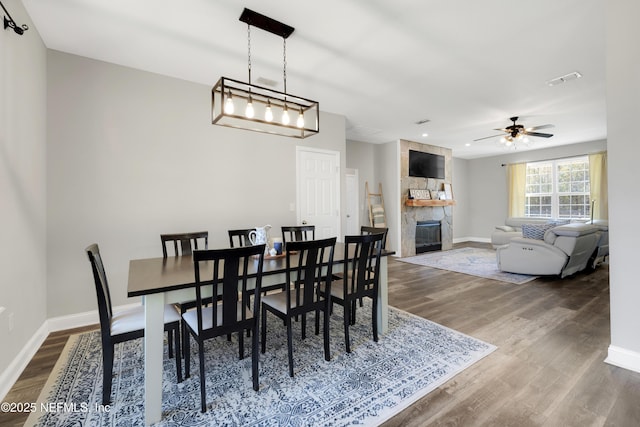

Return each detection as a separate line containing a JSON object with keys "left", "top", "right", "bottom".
{"left": 86, "top": 244, "right": 114, "bottom": 336}
{"left": 281, "top": 225, "right": 315, "bottom": 248}
{"left": 192, "top": 244, "right": 265, "bottom": 338}
{"left": 360, "top": 226, "right": 388, "bottom": 248}
{"left": 343, "top": 232, "right": 385, "bottom": 300}
{"left": 228, "top": 229, "right": 254, "bottom": 248}
{"left": 285, "top": 237, "right": 336, "bottom": 315}
{"left": 161, "top": 231, "right": 208, "bottom": 258}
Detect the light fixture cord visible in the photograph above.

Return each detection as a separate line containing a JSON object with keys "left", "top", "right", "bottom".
{"left": 247, "top": 23, "right": 252, "bottom": 85}
{"left": 282, "top": 37, "right": 287, "bottom": 95}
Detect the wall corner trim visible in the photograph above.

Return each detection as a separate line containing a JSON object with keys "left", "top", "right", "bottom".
{"left": 605, "top": 345, "right": 640, "bottom": 374}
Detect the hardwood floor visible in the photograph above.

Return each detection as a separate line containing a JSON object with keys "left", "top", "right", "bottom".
{"left": 2, "top": 243, "right": 639, "bottom": 426}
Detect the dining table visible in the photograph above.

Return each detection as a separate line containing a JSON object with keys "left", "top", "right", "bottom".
{"left": 127, "top": 242, "right": 395, "bottom": 425}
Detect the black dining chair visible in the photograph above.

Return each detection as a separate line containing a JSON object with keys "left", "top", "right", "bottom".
{"left": 161, "top": 231, "right": 211, "bottom": 346}
{"left": 324, "top": 232, "right": 384, "bottom": 353}
{"left": 161, "top": 231, "right": 209, "bottom": 257}
{"left": 281, "top": 225, "right": 315, "bottom": 249}
{"left": 86, "top": 243, "right": 182, "bottom": 406}
{"left": 228, "top": 228, "right": 254, "bottom": 248}
{"left": 346, "top": 226, "right": 388, "bottom": 307}
{"left": 261, "top": 237, "right": 336, "bottom": 377}
{"left": 360, "top": 226, "right": 388, "bottom": 248}
{"left": 182, "top": 244, "right": 265, "bottom": 412}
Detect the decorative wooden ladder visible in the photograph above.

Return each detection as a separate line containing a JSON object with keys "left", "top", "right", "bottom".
{"left": 366, "top": 182, "right": 387, "bottom": 228}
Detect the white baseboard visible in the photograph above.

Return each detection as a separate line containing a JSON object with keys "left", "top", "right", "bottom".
{"left": 605, "top": 345, "right": 640, "bottom": 374}
{"left": 453, "top": 237, "right": 491, "bottom": 244}
{"left": 0, "top": 322, "right": 49, "bottom": 401}
{"left": 0, "top": 302, "right": 142, "bottom": 401}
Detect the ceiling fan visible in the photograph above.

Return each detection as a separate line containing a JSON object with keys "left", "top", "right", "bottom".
{"left": 474, "top": 116, "right": 554, "bottom": 146}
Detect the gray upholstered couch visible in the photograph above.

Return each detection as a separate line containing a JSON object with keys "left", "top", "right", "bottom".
{"left": 496, "top": 222, "right": 606, "bottom": 278}
{"left": 491, "top": 217, "right": 553, "bottom": 248}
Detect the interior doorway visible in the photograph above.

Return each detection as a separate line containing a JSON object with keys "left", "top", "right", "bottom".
{"left": 295, "top": 147, "right": 341, "bottom": 239}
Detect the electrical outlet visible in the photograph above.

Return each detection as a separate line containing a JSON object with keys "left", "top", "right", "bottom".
{"left": 8, "top": 312, "right": 14, "bottom": 332}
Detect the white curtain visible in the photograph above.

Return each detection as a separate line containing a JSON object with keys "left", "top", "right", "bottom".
{"left": 507, "top": 163, "right": 527, "bottom": 217}
{"left": 589, "top": 152, "right": 608, "bottom": 220}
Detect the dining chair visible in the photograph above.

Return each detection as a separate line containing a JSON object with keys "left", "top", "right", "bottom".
{"left": 161, "top": 231, "right": 212, "bottom": 342}
{"left": 281, "top": 225, "right": 315, "bottom": 249}
{"left": 86, "top": 243, "right": 182, "bottom": 406}
{"left": 160, "top": 231, "right": 208, "bottom": 257}
{"left": 228, "top": 228, "right": 254, "bottom": 248}
{"left": 360, "top": 226, "right": 388, "bottom": 248}
{"left": 324, "top": 232, "right": 384, "bottom": 353}
{"left": 349, "top": 226, "right": 388, "bottom": 308}
{"left": 261, "top": 237, "right": 336, "bottom": 377}
{"left": 332, "top": 226, "right": 387, "bottom": 282}
{"left": 182, "top": 244, "right": 265, "bottom": 413}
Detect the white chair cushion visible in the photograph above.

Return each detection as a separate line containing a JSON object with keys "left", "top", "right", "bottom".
{"left": 182, "top": 302, "right": 253, "bottom": 335}
{"left": 111, "top": 304, "right": 180, "bottom": 336}
{"left": 262, "top": 287, "right": 321, "bottom": 314}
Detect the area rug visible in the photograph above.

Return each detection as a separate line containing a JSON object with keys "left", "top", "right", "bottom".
{"left": 398, "top": 247, "right": 538, "bottom": 285}
{"left": 26, "top": 302, "right": 495, "bottom": 427}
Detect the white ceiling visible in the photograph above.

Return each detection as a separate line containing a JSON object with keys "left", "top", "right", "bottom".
{"left": 21, "top": 0, "right": 606, "bottom": 159}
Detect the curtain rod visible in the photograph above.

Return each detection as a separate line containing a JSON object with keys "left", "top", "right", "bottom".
{"left": 500, "top": 151, "right": 606, "bottom": 167}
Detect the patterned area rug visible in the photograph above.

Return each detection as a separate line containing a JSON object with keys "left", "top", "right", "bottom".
{"left": 399, "top": 247, "right": 538, "bottom": 284}
{"left": 27, "top": 302, "right": 495, "bottom": 426}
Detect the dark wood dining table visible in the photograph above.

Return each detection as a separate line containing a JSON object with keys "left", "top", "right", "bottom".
{"left": 127, "top": 242, "right": 394, "bottom": 425}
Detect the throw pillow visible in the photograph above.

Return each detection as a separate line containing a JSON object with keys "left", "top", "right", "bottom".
{"left": 522, "top": 223, "right": 555, "bottom": 240}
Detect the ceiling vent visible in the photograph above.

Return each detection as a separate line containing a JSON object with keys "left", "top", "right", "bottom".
{"left": 547, "top": 71, "right": 582, "bottom": 86}
{"left": 415, "top": 119, "right": 430, "bottom": 125}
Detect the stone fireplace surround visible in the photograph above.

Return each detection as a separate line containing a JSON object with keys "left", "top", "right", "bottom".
{"left": 400, "top": 140, "right": 453, "bottom": 257}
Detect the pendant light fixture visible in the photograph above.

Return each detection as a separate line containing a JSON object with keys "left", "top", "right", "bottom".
{"left": 212, "top": 8, "right": 319, "bottom": 138}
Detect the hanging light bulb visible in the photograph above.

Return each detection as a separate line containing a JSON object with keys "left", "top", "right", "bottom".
{"left": 500, "top": 136, "right": 507, "bottom": 144}
{"left": 282, "top": 104, "right": 290, "bottom": 125}
{"left": 505, "top": 138, "right": 513, "bottom": 147}
{"left": 245, "top": 95, "right": 254, "bottom": 118}
{"left": 224, "top": 90, "right": 235, "bottom": 114}
{"left": 296, "top": 109, "right": 305, "bottom": 128}
{"left": 265, "top": 100, "right": 273, "bottom": 122}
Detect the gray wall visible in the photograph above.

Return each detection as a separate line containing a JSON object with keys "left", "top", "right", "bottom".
{"left": 46, "top": 50, "right": 346, "bottom": 318}
{"left": 346, "top": 140, "right": 376, "bottom": 231}
{"left": 606, "top": 0, "right": 640, "bottom": 363}
{"left": 0, "top": 0, "right": 47, "bottom": 379}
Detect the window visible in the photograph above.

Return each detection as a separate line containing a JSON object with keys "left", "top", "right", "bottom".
{"left": 525, "top": 156, "right": 590, "bottom": 219}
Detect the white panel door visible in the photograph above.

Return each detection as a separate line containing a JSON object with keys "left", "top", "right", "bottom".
{"left": 345, "top": 171, "right": 359, "bottom": 235}
{"left": 296, "top": 147, "right": 340, "bottom": 239}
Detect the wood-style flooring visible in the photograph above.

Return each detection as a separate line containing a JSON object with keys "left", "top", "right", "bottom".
{"left": 2, "top": 243, "right": 639, "bottom": 426}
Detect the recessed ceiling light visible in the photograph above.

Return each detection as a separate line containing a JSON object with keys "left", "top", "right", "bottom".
{"left": 422, "top": 133, "right": 429, "bottom": 137}
{"left": 465, "top": 143, "right": 471, "bottom": 147}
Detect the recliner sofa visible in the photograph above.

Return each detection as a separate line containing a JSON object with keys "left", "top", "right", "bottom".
{"left": 496, "top": 222, "right": 602, "bottom": 278}
{"left": 491, "top": 217, "right": 550, "bottom": 248}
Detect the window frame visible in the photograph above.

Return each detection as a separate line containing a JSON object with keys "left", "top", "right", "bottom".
{"left": 524, "top": 156, "right": 591, "bottom": 220}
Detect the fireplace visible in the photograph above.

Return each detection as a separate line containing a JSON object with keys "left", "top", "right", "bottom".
{"left": 416, "top": 221, "right": 441, "bottom": 253}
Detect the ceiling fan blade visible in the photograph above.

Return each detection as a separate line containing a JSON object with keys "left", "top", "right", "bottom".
{"left": 527, "top": 124, "right": 554, "bottom": 131}
{"left": 473, "top": 134, "right": 505, "bottom": 141}
{"left": 523, "top": 131, "right": 553, "bottom": 138}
